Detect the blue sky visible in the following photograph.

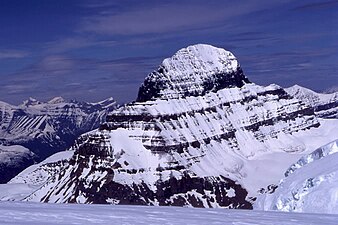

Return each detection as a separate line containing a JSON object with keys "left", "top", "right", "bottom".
{"left": 0, "top": 0, "right": 337, "bottom": 104}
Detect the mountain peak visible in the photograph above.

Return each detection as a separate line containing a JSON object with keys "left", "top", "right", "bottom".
{"left": 286, "top": 84, "right": 338, "bottom": 119}
{"left": 137, "top": 44, "right": 250, "bottom": 102}
{"left": 48, "top": 96, "right": 66, "bottom": 104}
{"left": 21, "top": 97, "right": 42, "bottom": 107}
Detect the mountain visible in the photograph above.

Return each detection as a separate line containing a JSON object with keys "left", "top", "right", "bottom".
{"left": 0, "top": 97, "right": 116, "bottom": 183}
{"left": 1, "top": 44, "right": 338, "bottom": 208}
{"left": 286, "top": 85, "right": 338, "bottom": 119}
{"left": 255, "top": 139, "right": 338, "bottom": 214}
{"left": 0, "top": 145, "right": 35, "bottom": 184}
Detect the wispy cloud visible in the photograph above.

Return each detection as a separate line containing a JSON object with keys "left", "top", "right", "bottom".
{"left": 0, "top": 50, "right": 28, "bottom": 59}
{"left": 43, "top": 37, "right": 117, "bottom": 54}
{"left": 323, "top": 85, "right": 338, "bottom": 93}
{"left": 293, "top": 0, "right": 338, "bottom": 11}
{"left": 79, "top": 1, "right": 292, "bottom": 36}
{"left": 0, "top": 54, "right": 161, "bottom": 104}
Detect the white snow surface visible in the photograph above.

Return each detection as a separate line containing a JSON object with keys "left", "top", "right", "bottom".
{"left": 255, "top": 139, "right": 338, "bottom": 214}
{"left": 143, "top": 44, "right": 242, "bottom": 100}
{"left": 163, "top": 44, "right": 239, "bottom": 76}
{"left": 0, "top": 202, "right": 338, "bottom": 225}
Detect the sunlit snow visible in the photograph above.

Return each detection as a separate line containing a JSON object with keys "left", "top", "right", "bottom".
{"left": 0, "top": 202, "right": 338, "bottom": 225}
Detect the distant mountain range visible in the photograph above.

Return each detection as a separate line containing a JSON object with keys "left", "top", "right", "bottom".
{"left": 0, "top": 44, "right": 337, "bottom": 211}
{"left": 0, "top": 97, "right": 116, "bottom": 183}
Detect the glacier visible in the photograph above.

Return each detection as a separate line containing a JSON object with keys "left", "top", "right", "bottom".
{"left": 255, "top": 139, "right": 338, "bottom": 214}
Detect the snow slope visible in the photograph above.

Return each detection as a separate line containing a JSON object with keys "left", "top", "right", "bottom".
{"left": 0, "top": 202, "right": 337, "bottom": 225}
{"left": 255, "top": 139, "right": 338, "bottom": 214}
{"left": 0, "top": 150, "right": 74, "bottom": 201}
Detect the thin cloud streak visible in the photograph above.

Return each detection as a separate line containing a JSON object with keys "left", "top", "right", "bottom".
{"left": 0, "top": 50, "right": 28, "bottom": 59}
{"left": 80, "top": 1, "right": 293, "bottom": 36}
{"left": 0, "top": 54, "right": 160, "bottom": 104}
{"left": 293, "top": 0, "right": 338, "bottom": 11}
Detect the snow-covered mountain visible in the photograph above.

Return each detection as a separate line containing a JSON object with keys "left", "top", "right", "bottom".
{"left": 1, "top": 44, "right": 338, "bottom": 209}
{"left": 0, "top": 97, "right": 116, "bottom": 183}
{"left": 255, "top": 139, "right": 338, "bottom": 214}
{"left": 286, "top": 85, "right": 338, "bottom": 119}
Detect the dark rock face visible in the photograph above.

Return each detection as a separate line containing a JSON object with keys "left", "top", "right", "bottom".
{"left": 82, "top": 173, "right": 251, "bottom": 209}
{"left": 137, "top": 67, "right": 250, "bottom": 102}
{"left": 0, "top": 159, "right": 35, "bottom": 184}
{"left": 315, "top": 101, "right": 338, "bottom": 118}
{"left": 37, "top": 134, "right": 251, "bottom": 209}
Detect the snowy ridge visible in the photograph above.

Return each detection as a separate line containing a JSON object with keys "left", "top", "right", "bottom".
{"left": 1, "top": 44, "right": 338, "bottom": 209}
{"left": 286, "top": 85, "right": 338, "bottom": 118}
{"left": 255, "top": 139, "right": 338, "bottom": 214}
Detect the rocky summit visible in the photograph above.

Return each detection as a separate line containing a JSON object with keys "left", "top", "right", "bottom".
{"left": 2, "top": 44, "right": 338, "bottom": 209}
{"left": 137, "top": 44, "right": 249, "bottom": 101}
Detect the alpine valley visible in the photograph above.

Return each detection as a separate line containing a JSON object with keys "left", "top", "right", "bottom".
{"left": 0, "top": 97, "right": 117, "bottom": 183}
{"left": 0, "top": 44, "right": 337, "bottom": 210}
